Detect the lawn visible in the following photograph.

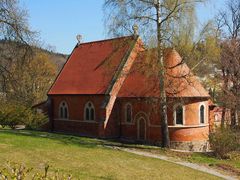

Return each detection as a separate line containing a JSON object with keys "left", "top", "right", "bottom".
{"left": 164, "top": 150, "right": 240, "bottom": 177}
{"left": 0, "top": 129, "right": 220, "bottom": 180}
{"left": 128, "top": 143, "right": 240, "bottom": 178}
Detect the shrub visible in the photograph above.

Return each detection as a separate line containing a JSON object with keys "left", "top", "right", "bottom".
{"left": 0, "top": 111, "right": 7, "bottom": 128}
{"left": 0, "top": 103, "right": 25, "bottom": 129}
{"left": 0, "top": 162, "right": 72, "bottom": 180}
{"left": 209, "top": 127, "right": 239, "bottom": 159}
{"left": 0, "top": 102, "right": 48, "bottom": 130}
{"left": 24, "top": 109, "right": 48, "bottom": 130}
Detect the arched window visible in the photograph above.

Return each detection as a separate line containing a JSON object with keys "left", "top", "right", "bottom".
{"left": 174, "top": 104, "right": 184, "bottom": 125}
{"left": 59, "top": 101, "right": 69, "bottom": 119}
{"left": 200, "top": 105, "right": 205, "bottom": 123}
{"left": 125, "top": 103, "right": 132, "bottom": 123}
{"left": 84, "top": 102, "right": 95, "bottom": 121}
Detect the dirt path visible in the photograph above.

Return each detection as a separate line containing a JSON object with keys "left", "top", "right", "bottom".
{"left": 106, "top": 146, "right": 238, "bottom": 180}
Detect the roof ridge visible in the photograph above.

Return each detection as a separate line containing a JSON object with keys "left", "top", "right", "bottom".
{"left": 76, "top": 35, "right": 134, "bottom": 46}
{"left": 104, "top": 37, "right": 138, "bottom": 95}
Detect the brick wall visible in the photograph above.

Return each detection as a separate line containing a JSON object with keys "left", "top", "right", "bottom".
{"left": 117, "top": 97, "right": 210, "bottom": 144}
{"left": 48, "top": 95, "right": 210, "bottom": 148}
{"left": 49, "top": 94, "right": 106, "bottom": 137}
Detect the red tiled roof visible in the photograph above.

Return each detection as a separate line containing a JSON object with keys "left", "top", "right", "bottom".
{"left": 48, "top": 36, "right": 136, "bottom": 95}
{"left": 118, "top": 49, "right": 210, "bottom": 98}
{"left": 48, "top": 35, "right": 209, "bottom": 98}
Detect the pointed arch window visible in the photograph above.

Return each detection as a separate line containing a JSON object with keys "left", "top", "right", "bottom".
{"left": 84, "top": 102, "right": 95, "bottom": 121}
{"left": 59, "top": 101, "right": 69, "bottom": 119}
{"left": 125, "top": 103, "right": 132, "bottom": 123}
{"left": 200, "top": 105, "right": 205, "bottom": 124}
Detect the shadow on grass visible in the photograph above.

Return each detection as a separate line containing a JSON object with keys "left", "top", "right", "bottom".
{"left": 0, "top": 129, "right": 162, "bottom": 151}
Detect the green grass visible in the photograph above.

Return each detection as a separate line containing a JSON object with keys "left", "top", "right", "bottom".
{"left": 168, "top": 150, "right": 240, "bottom": 170}
{"left": 0, "top": 129, "right": 220, "bottom": 179}
{"left": 140, "top": 145, "right": 240, "bottom": 177}
{"left": 186, "top": 152, "right": 240, "bottom": 173}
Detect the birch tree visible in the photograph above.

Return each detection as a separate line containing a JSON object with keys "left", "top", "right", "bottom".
{"left": 104, "top": 0, "right": 205, "bottom": 147}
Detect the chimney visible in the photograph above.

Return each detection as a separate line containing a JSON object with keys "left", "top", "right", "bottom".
{"left": 132, "top": 24, "right": 139, "bottom": 37}
{"left": 76, "top": 34, "right": 82, "bottom": 46}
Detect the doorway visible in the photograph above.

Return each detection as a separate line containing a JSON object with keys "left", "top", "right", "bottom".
{"left": 137, "top": 117, "right": 146, "bottom": 141}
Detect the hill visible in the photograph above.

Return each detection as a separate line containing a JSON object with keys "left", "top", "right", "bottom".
{"left": 36, "top": 47, "right": 68, "bottom": 71}
{"left": 0, "top": 40, "right": 68, "bottom": 71}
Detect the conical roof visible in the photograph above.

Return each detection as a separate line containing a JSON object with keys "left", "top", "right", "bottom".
{"left": 118, "top": 48, "right": 210, "bottom": 98}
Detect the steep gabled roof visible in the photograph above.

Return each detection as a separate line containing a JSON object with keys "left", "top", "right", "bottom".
{"left": 48, "top": 35, "right": 209, "bottom": 98}
{"left": 48, "top": 36, "right": 136, "bottom": 95}
{"left": 118, "top": 49, "right": 210, "bottom": 98}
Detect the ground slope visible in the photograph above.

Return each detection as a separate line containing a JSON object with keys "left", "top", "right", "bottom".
{"left": 0, "top": 130, "right": 220, "bottom": 179}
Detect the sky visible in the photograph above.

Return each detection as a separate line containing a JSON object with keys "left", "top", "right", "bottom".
{"left": 20, "top": 0, "right": 226, "bottom": 54}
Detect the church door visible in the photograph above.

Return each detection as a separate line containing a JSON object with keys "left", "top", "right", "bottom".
{"left": 137, "top": 117, "right": 146, "bottom": 141}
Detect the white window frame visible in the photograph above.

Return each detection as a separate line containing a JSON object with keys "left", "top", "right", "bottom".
{"left": 199, "top": 103, "right": 206, "bottom": 124}
{"left": 173, "top": 103, "right": 185, "bottom": 125}
{"left": 84, "top": 101, "right": 95, "bottom": 121}
{"left": 59, "top": 101, "right": 69, "bottom": 119}
{"left": 125, "top": 103, "right": 133, "bottom": 123}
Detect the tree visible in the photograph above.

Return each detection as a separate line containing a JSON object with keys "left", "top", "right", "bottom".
{"left": 0, "top": 0, "right": 33, "bottom": 42}
{"left": 219, "top": 40, "right": 239, "bottom": 127}
{"left": 173, "top": 21, "right": 221, "bottom": 73}
{"left": 216, "top": 0, "right": 240, "bottom": 127}
{"left": 174, "top": 21, "right": 224, "bottom": 112}
{"left": 104, "top": 0, "right": 205, "bottom": 147}
{"left": 6, "top": 51, "right": 57, "bottom": 105}
{"left": 0, "top": 0, "right": 35, "bottom": 97}
{"left": 0, "top": 0, "right": 56, "bottom": 106}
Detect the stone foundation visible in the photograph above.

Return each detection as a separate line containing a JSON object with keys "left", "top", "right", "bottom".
{"left": 170, "top": 140, "right": 210, "bottom": 152}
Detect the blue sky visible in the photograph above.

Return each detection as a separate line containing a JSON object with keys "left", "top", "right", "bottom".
{"left": 20, "top": 0, "right": 225, "bottom": 54}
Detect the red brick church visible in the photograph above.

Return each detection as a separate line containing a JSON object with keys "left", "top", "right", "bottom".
{"left": 47, "top": 34, "right": 211, "bottom": 151}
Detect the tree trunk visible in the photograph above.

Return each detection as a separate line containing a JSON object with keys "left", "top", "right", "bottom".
{"left": 156, "top": 1, "right": 170, "bottom": 148}
{"left": 235, "top": 110, "right": 239, "bottom": 127}
{"left": 221, "top": 107, "right": 225, "bottom": 129}
{"left": 230, "top": 108, "right": 238, "bottom": 128}
{"left": 231, "top": 108, "right": 236, "bottom": 127}
{"left": 221, "top": 67, "right": 228, "bottom": 129}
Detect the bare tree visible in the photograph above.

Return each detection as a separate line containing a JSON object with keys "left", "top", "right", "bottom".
{"left": 216, "top": 0, "right": 240, "bottom": 127}
{"left": 0, "top": 0, "right": 33, "bottom": 42}
{"left": 217, "top": 0, "right": 240, "bottom": 40}
{"left": 104, "top": 0, "right": 205, "bottom": 147}
{"left": 220, "top": 40, "right": 240, "bottom": 127}
{"left": 0, "top": 0, "right": 38, "bottom": 105}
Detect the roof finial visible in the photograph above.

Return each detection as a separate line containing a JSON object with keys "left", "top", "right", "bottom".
{"left": 132, "top": 24, "right": 139, "bottom": 37}
{"left": 76, "top": 34, "right": 82, "bottom": 45}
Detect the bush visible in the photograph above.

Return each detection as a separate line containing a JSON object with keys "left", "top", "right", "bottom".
{"left": 0, "top": 102, "right": 48, "bottom": 130}
{"left": 0, "top": 162, "right": 72, "bottom": 180}
{"left": 209, "top": 127, "right": 239, "bottom": 159}
{"left": 0, "top": 112, "right": 7, "bottom": 128}
{"left": 24, "top": 108, "right": 48, "bottom": 130}
{"left": 0, "top": 103, "right": 25, "bottom": 129}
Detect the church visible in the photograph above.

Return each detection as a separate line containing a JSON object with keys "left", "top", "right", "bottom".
{"left": 47, "top": 33, "right": 211, "bottom": 151}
